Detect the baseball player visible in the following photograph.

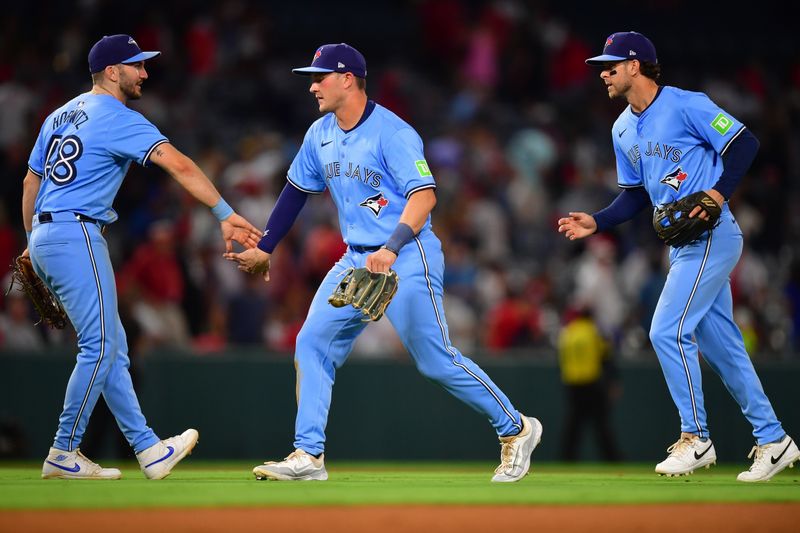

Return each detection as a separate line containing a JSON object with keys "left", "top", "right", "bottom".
{"left": 225, "top": 43, "right": 542, "bottom": 482}
{"left": 23, "top": 35, "right": 262, "bottom": 479}
{"left": 558, "top": 31, "right": 798, "bottom": 481}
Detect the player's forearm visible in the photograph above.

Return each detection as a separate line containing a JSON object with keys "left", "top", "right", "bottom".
{"left": 399, "top": 188, "right": 436, "bottom": 233}
{"left": 257, "top": 183, "right": 309, "bottom": 253}
{"left": 714, "top": 128, "right": 759, "bottom": 200}
{"left": 169, "top": 158, "right": 222, "bottom": 207}
{"left": 150, "top": 143, "right": 232, "bottom": 220}
{"left": 22, "top": 171, "right": 41, "bottom": 235}
{"left": 592, "top": 186, "right": 651, "bottom": 232}
{"left": 382, "top": 188, "right": 436, "bottom": 254}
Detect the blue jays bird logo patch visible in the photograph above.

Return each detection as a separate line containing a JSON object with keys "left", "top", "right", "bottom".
{"left": 360, "top": 192, "right": 389, "bottom": 217}
{"left": 660, "top": 167, "right": 688, "bottom": 192}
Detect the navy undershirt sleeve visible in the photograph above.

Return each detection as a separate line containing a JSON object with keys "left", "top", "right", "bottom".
{"left": 713, "top": 128, "right": 759, "bottom": 200}
{"left": 257, "top": 183, "right": 309, "bottom": 253}
{"left": 592, "top": 187, "right": 651, "bottom": 233}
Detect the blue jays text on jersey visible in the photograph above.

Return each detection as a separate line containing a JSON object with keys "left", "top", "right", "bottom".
{"left": 612, "top": 86, "right": 745, "bottom": 206}
{"left": 323, "top": 160, "right": 384, "bottom": 188}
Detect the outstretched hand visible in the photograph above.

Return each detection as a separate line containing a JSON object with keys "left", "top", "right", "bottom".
{"left": 557, "top": 212, "right": 597, "bottom": 241}
{"left": 224, "top": 247, "right": 272, "bottom": 281}
{"left": 220, "top": 213, "right": 262, "bottom": 252}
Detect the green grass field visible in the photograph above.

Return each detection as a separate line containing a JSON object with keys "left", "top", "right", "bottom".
{"left": 1, "top": 462, "right": 799, "bottom": 509}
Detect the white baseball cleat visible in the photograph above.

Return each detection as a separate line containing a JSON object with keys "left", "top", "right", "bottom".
{"left": 136, "top": 428, "right": 199, "bottom": 480}
{"left": 655, "top": 433, "right": 716, "bottom": 477}
{"left": 253, "top": 449, "right": 328, "bottom": 481}
{"left": 737, "top": 434, "right": 800, "bottom": 482}
{"left": 491, "top": 415, "right": 543, "bottom": 482}
{"left": 42, "top": 447, "right": 121, "bottom": 480}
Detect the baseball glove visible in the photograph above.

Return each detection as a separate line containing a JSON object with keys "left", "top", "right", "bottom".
{"left": 653, "top": 191, "right": 722, "bottom": 247}
{"left": 328, "top": 267, "right": 399, "bottom": 321}
{"left": 7, "top": 255, "right": 68, "bottom": 329}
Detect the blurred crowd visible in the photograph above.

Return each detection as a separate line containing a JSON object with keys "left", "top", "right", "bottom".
{"left": 1, "top": 1, "right": 799, "bottom": 360}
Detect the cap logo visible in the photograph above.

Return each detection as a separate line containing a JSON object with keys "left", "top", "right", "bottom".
{"left": 337, "top": 62, "right": 345, "bottom": 68}
{"left": 128, "top": 37, "right": 137, "bottom": 46}
{"left": 313, "top": 48, "right": 322, "bottom": 62}
{"left": 629, "top": 50, "right": 636, "bottom": 56}
{"left": 605, "top": 37, "right": 614, "bottom": 47}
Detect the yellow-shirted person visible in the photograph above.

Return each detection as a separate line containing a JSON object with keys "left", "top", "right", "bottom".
{"left": 558, "top": 308, "right": 621, "bottom": 461}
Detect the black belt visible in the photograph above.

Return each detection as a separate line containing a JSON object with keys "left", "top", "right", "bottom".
{"left": 349, "top": 244, "right": 382, "bottom": 253}
{"left": 38, "top": 212, "right": 99, "bottom": 224}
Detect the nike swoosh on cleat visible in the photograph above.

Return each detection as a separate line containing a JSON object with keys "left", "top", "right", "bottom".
{"left": 770, "top": 439, "right": 793, "bottom": 465}
{"left": 144, "top": 446, "right": 175, "bottom": 468}
{"left": 694, "top": 443, "right": 714, "bottom": 460}
{"left": 321, "top": 140, "right": 333, "bottom": 147}
{"left": 46, "top": 461, "right": 81, "bottom": 473}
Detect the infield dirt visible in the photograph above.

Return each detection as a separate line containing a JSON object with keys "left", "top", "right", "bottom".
{"left": 3, "top": 503, "right": 799, "bottom": 532}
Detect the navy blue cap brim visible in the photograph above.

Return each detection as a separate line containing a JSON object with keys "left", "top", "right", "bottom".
{"left": 122, "top": 51, "right": 161, "bottom": 64}
{"left": 585, "top": 54, "right": 628, "bottom": 65}
{"left": 292, "top": 66, "right": 336, "bottom": 75}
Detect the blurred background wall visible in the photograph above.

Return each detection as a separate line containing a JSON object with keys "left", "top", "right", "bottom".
{"left": 0, "top": 0, "right": 797, "bottom": 461}
{"left": 2, "top": 352, "right": 798, "bottom": 461}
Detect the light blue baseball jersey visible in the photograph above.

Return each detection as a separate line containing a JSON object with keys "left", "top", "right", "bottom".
{"left": 28, "top": 93, "right": 168, "bottom": 224}
{"left": 612, "top": 86, "right": 745, "bottom": 206}
{"left": 287, "top": 101, "right": 435, "bottom": 246}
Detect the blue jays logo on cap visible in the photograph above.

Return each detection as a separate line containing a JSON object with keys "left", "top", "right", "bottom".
{"left": 88, "top": 34, "right": 161, "bottom": 74}
{"left": 585, "top": 31, "right": 657, "bottom": 66}
{"left": 293, "top": 43, "right": 367, "bottom": 78}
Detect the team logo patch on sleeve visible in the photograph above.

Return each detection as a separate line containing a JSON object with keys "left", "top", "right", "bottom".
{"left": 711, "top": 113, "right": 733, "bottom": 135}
{"left": 415, "top": 160, "right": 432, "bottom": 177}
{"left": 660, "top": 167, "right": 688, "bottom": 191}
{"left": 360, "top": 192, "right": 389, "bottom": 217}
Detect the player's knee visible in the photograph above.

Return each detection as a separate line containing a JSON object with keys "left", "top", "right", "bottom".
{"left": 295, "top": 323, "right": 317, "bottom": 352}
{"left": 649, "top": 325, "right": 676, "bottom": 351}
{"left": 76, "top": 333, "right": 111, "bottom": 363}
{"left": 294, "top": 326, "right": 326, "bottom": 366}
{"left": 415, "top": 360, "right": 453, "bottom": 383}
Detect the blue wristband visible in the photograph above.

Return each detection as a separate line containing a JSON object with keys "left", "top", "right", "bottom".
{"left": 383, "top": 223, "right": 415, "bottom": 255}
{"left": 211, "top": 198, "right": 234, "bottom": 221}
